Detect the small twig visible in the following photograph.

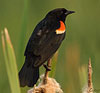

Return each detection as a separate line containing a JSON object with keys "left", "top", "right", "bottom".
{"left": 87, "top": 57, "right": 93, "bottom": 93}
{"left": 43, "top": 59, "right": 52, "bottom": 84}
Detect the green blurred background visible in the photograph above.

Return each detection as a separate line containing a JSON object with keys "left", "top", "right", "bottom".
{"left": 0, "top": 0, "right": 100, "bottom": 93}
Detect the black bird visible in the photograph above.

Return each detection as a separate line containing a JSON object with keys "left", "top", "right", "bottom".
{"left": 19, "top": 8, "right": 75, "bottom": 87}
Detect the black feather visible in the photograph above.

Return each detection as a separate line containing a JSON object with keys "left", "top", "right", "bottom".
{"left": 19, "top": 56, "right": 39, "bottom": 87}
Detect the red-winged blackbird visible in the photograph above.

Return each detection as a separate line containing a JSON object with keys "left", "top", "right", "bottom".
{"left": 19, "top": 8, "right": 75, "bottom": 87}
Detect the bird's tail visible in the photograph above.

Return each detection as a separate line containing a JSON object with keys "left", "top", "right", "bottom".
{"left": 19, "top": 56, "right": 39, "bottom": 87}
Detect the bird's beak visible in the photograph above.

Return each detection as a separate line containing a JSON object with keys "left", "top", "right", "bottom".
{"left": 65, "top": 10, "right": 75, "bottom": 15}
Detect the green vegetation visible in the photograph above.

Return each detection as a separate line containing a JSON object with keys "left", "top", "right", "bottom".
{"left": 1, "top": 28, "right": 21, "bottom": 93}
{"left": 0, "top": 0, "right": 100, "bottom": 93}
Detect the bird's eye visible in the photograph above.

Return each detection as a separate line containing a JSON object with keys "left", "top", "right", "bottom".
{"left": 63, "top": 9, "right": 67, "bottom": 14}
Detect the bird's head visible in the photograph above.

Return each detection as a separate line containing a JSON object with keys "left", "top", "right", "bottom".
{"left": 46, "top": 8, "right": 75, "bottom": 22}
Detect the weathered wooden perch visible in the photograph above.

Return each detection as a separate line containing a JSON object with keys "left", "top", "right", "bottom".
{"left": 27, "top": 75, "right": 63, "bottom": 93}
{"left": 28, "top": 59, "right": 63, "bottom": 93}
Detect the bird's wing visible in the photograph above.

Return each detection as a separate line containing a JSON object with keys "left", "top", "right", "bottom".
{"left": 24, "top": 20, "right": 65, "bottom": 67}
{"left": 24, "top": 19, "right": 52, "bottom": 56}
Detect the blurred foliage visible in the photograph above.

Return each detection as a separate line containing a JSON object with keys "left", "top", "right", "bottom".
{"left": 1, "top": 28, "right": 20, "bottom": 93}
{"left": 49, "top": 51, "right": 58, "bottom": 78}
{"left": 0, "top": 0, "right": 100, "bottom": 93}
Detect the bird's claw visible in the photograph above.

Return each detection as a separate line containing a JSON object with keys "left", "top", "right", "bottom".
{"left": 43, "top": 64, "right": 51, "bottom": 71}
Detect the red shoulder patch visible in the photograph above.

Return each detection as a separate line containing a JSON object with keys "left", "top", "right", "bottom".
{"left": 56, "top": 21, "right": 66, "bottom": 34}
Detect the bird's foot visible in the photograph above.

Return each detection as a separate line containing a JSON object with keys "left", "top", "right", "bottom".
{"left": 43, "top": 64, "right": 51, "bottom": 71}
